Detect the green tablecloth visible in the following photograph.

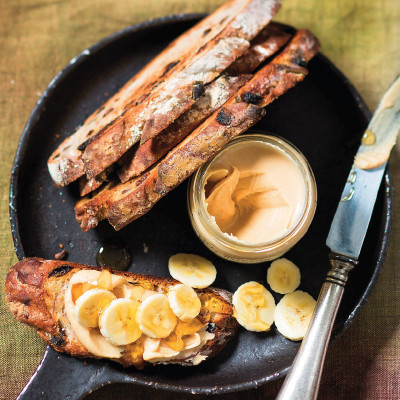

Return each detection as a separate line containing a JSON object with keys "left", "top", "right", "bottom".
{"left": 1, "top": 0, "right": 399, "bottom": 398}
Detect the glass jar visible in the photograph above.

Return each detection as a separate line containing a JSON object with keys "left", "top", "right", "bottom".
{"left": 187, "top": 133, "right": 317, "bottom": 263}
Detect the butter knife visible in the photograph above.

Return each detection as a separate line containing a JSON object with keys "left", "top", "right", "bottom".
{"left": 276, "top": 74, "right": 400, "bottom": 400}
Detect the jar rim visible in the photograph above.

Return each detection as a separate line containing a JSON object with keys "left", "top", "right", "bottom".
{"left": 188, "top": 133, "right": 317, "bottom": 255}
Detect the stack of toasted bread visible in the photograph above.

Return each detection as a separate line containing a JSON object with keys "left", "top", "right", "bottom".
{"left": 47, "top": 0, "right": 320, "bottom": 231}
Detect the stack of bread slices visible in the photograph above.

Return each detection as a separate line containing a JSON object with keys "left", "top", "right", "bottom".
{"left": 47, "top": 0, "right": 320, "bottom": 231}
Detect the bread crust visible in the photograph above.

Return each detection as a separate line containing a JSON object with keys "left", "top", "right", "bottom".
{"left": 75, "top": 174, "right": 147, "bottom": 231}
{"left": 226, "top": 21, "right": 291, "bottom": 75}
{"left": 5, "top": 258, "right": 238, "bottom": 368}
{"left": 79, "top": 167, "right": 112, "bottom": 197}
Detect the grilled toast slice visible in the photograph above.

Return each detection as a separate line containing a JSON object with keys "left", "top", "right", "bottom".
{"left": 6, "top": 258, "right": 237, "bottom": 368}
{"left": 75, "top": 30, "right": 320, "bottom": 231}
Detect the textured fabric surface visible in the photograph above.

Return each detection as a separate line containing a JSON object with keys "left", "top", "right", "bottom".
{"left": 1, "top": 0, "right": 399, "bottom": 399}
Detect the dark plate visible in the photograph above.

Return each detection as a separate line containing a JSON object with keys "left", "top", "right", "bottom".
{"left": 10, "top": 14, "right": 393, "bottom": 400}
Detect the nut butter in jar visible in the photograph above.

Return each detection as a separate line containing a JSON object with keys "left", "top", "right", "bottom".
{"left": 187, "top": 134, "right": 317, "bottom": 263}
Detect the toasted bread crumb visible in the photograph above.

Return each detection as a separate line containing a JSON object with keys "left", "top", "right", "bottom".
{"left": 55, "top": 249, "right": 68, "bottom": 260}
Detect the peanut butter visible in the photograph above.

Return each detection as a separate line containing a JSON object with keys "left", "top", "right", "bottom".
{"left": 204, "top": 141, "right": 305, "bottom": 244}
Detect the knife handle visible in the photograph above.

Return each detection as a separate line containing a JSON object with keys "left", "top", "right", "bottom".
{"left": 275, "top": 253, "right": 358, "bottom": 400}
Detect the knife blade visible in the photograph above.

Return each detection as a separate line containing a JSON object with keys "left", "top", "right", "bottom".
{"left": 325, "top": 163, "right": 386, "bottom": 258}
{"left": 276, "top": 74, "right": 400, "bottom": 400}
{"left": 326, "top": 74, "right": 400, "bottom": 258}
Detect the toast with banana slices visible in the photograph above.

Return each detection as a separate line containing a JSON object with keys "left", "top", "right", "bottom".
{"left": 48, "top": 0, "right": 281, "bottom": 187}
{"left": 5, "top": 258, "right": 237, "bottom": 368}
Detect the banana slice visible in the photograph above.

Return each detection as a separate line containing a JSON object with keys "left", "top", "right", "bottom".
{"left": 274, "top": 290, "right": 316, "bottom": 341}
{"left": 75, "top": 288, "right": 116, "bottom": 328}
{"left": 232, "top": 281, "right": 275, "bottom": 332}
{"left": 99, "top": 298, "right": 142, "bottom": 346}
{"left": 71, "top": 270, "right": 126, "bottom": 303}
{"left": 168, "top": 253, "right": 216, "bottom": 289}
{"left": 267, "top": 258, "right": 301, "bottom": 294}
{"left": 138, "top": 294, "right": 177, "bottom": 338}
{"left": 113, "top": 283, "right": 158, "bottom": 302}
{"left": 96, "top": 269, "right": 113, "bottom": 291}
{"left": 168, "top": 284, "right": 201, "bottom": 321}
{"left": 113, "top": 283, "right": 144, "bottom": 299}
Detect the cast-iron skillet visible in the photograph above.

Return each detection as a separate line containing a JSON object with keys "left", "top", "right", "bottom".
{"left": 9, "top": 14, "right": 393, "bottom": 399}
